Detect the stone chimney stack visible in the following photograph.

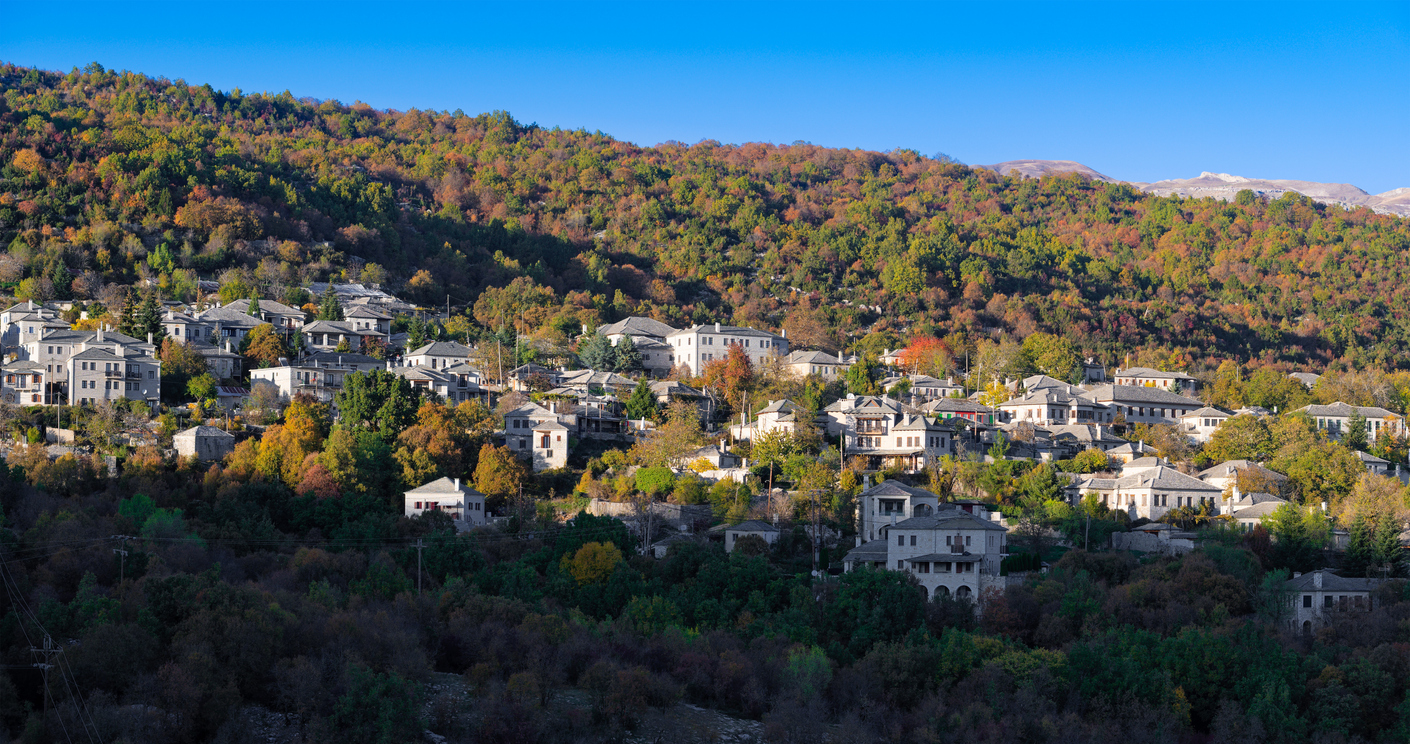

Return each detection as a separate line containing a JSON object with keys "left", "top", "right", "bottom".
{"left": 1313, "top": 571, "right": 1323, "bottom": 589}
{"left": 715, "top": 322, "right": 721, "bottom": 333}
{"left": 97, "top": 327, "right": 104, "bottom": 342}
{"left": 147, "top": 332, "right": 153, "bottom": 345}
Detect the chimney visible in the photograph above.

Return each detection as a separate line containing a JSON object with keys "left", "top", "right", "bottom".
{"left": 147, "top": 332, "right": 153, "bottom": 344}
{"left": 26, "top": 300, "right": 32, "bottom": 310}
{"left": 1232, "top": 485, "right": 1241, "bottom": 502}
{"left": 1313, "top": 571, "right": 1323, "bottom": 589}
{"left": 225, "top": 340, "right": 232, "bottom": 353}
{"left": 454, "top": 477, "right": 460, "bottom": 491}
{"left": 116, "top": 345, "right": 126, "bottom": 358}
{"left": 97, "top": 327, "right": 103, "bottom": 342}
{"left": 715, "top": 322, "right": 721, "bottom": 333}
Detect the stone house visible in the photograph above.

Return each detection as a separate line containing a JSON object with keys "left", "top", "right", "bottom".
{"left": 531, "top": 419, "right": 570, "bottom": 471}
{"left": 403, "top": 476, "right": 487, "bottom": 529}
{"left": 1112, "top": 367, "right": 1198, "bottom": 393}
{"left": 1286, "top": 570, "right": 1380, "bottom": 633}
{"left": 1295, "top": 402, "right": 1404, "bottom": 444}
{"left": 173, "top": 425, "right": 236, "bottom": 461}
{"left": 844, "top": 505, "right": 1008, "bottom": 601}
{"left": 724, "top": 520, "right": 780, "bottom": 553}
{"left": 665, "top": 323, "right": 788, "bottom": 376}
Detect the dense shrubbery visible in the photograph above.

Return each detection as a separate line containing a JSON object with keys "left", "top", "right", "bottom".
{"left": 4, "top": 453, "right": 1410, "bottom": 742}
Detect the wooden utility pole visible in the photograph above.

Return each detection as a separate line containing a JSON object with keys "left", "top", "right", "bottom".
{"left": 414, "top": 539, "right": 426, "bottom": 595}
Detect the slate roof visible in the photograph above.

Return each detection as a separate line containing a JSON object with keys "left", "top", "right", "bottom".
{"left": 1288, "top": 372, "right": 1321, "bottom": 388}
{"left": 669, "top": 324, "right": 784, "bottom": 340}
{"left": 408, "top": 341, "right": 474, "bottom": 357}
{"left": 1020, "top": 374, "right": 1071, "bottom": 391}
{"left": 843, "top": 539, "right": 890, "bottom": 563}
{"left": 1296, "top": 401, "right": 1397, "bottom": 419}
{"left": 787, "top": 350, "right": 844, "bottom": 365}
{"left": 304, "top": 351, "right": 381, "bottom": 366}
{"left": 175, "top": 425, "right": 234, "bottom": 439}
{"left": 1115, "top": 367, "right": 1196, "bottom": 380}
{"left": 891, "top": 510, "right": 1009, "bottom": 532}
{"left": 598, "top": 316, "right": 679, "bottom": 339}
{"left": 1182, "top": 407, "right": 1231, "bottom": 419}
{"left": 1199, "top": 460, "right": 1288, "bottom": 482}
{"left": 923, "top": 398, "right": 994, "bottom": 415}
{"left": 303, "top": 320, "right": 385, "bottom": 336}
{"left": 728, "top": 520, "right": 780, "bottom": 533}
{"left": 860, "top": 479, "right": 940, "bottom": 500}
{"left": 405, "top": 476, "right": 485, "bottom": 497}
{"left": 756, "top": 399, "right": 797, "bottom": 415}
{"left": 1284, "top": 570, "right": 1380, "bottom": 592}
{"left": 1086, "top": 384, "right": 1202, "bottom": 406}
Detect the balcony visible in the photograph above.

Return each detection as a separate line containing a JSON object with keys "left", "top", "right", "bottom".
{"left": 103, "top": 370, "right": 123, "bottom": 378}
{"left": 127, "top": 372, "right": 142, "bottom": 380}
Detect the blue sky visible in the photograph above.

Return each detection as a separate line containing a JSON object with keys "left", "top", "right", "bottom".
{"left": 3, "top": 1, "right": 1407, "bottom": 192}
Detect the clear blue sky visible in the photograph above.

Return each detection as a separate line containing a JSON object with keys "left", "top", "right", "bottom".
{"left": 3, "top": 1, "right": 1408, "bottom": 192}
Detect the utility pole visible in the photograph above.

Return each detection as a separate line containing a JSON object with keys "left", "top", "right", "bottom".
{"left": 113, "top": 546, "right": 129, "bottom": 583}
{"left": 31, "top": 634, "right": 61, "bottom": 717}
{"left": 811, "top": 488, "right": 821, "bottom": 580}
{"left": 414, "top": 539, "right": 426, "bottom": 595}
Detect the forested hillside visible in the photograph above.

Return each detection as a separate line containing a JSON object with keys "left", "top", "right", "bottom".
{"left": 4, "top": 62, "right": 1410, "bottom": 373}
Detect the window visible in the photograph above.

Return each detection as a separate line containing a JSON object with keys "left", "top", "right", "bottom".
{"left": 1324, "top": 595, "right": 1334, "bottom": 608}
{"left": 415, "top": 502, "right": 422, "bottom": 509}
{"left": 965, "top": 536, "right": 972, "bottom": 546}
{"left": 897, "top": 534, "right": 904, "bottom": 546}
{"left": 917, "top": 562, "right": 929, "bottom": 573}
{"left": 897, "top": 560, "right": 904, "bottom": 570}
{"left": 910, "top": 535, "right": 916, "bottom": 546}
{"left": 1303, "top": 595, "right": 1312, "bottom": 608}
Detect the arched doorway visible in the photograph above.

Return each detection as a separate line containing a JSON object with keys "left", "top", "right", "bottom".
{"left": 913, "top": 504, "right": 933, "bottom": 517}
{"left": 1302, "top": 620, "right": 1312, "bottom": 635}
{"left": 955, "top": 586, "right": 972, "bottom": 599}
{"left": 933, "top": 585, "right": 950, "bottom": 599}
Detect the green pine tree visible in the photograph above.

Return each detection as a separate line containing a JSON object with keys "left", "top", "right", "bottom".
{"left": 318, "top": 283, "right": 343, "bottom": 321}
{"left": 1372, "top": 517, "right": 1405, "bottom": 578}
{"left": 613, "top": 335, "right": 643, "bottom": 373}
{"left": 1344, "top": 516, "right": 1372, "bottom": 578}
{"left": 136, "top": 291, "right": 166, "bottom": 343}
{"left": 247, "top": 292, "right": 262, "bottom": 317}
{"left": 1345, "top": 410, "right": 1369, "bottom": 452}
{"left": 406, "top": 315, "right": 426, "bottom": 349}
{"left": 117, "top": 289, "right": 139, "bottom": 337}
{"left": 577, "top": 333, "right": 614, "bottom": 370}
{"left": 625, "top": 379, "right": 659, "bottom": 421}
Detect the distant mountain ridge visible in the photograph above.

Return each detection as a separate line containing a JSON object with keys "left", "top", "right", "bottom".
{"left": 978, "top": 160, "right": 1410, "bottom": 217}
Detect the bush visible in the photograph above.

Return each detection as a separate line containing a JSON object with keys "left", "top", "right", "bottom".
{"left": 634, "top": 466, "right": 675, "bottom": 496}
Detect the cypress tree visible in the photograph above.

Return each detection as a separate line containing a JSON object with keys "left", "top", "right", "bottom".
{"left": 1344, "top": 516, "right": 1372, "bottom": 578}
{"left": 1345, "top": 411, "right": 1369, "bottom": 452}
{"left": 136, "top": 291, "right": 166, "bottom": 343}
{"left": 1372, "top": 517, "right": 1405, "bottom": 578}
{"left": 117, "top": 288, "right": 139, "bottom": 337}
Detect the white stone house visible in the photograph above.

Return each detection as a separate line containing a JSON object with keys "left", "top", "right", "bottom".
{"left": 598, "top": 316, "right": 679, "bottom": 378}
{"left": 883, "top": 374, "right": 964, "bottom": 402}
{"left": 1073, "top": 464, "right": 1223, "bottom": 521}
{"left": 855, "top": 480, "right": 942, "bottom": 545}
{"left": 1198, "top": 460, "right": 1288, "bottom": 501}
{"left": 1085, "top": 384, "right": 1202, "bottom": 426}
{"left": 785, "top": 350, "right": 847, "bottom": 380}
{"left": 844, "top": 505, "right": 1008, "bottom": 601}
{"left": 1179, "top": 407, "right": 1232, "bottom": 443}
{"left": 1112, "top": 367, "right": 1198, "bottom": 393}
{"left": 998, "top": 386, "right": 1107, "bottom": 426}
{"left": 390, "top": 363, "right": 487, "bottom": 405}
{"left": 1227, "top": 492, "right": 1288, "bottom": 531}
{"left": 66, "top": 345, "right": 161, "bottom": 405}
{"left": 1295, "top": 402, "right": 1404, "bottom": 444}
{"left": 531, "top": 420, "right": 570, "bottom": 471}
{"left": 405, "top": 341, "right": 475, "bottom": 369}
{"left": 173, "top": 425, "right": 236, "bottom": 461}
{"left": 503, "top": 402, "right": 557, "bottom": 454}
{"left": 1286, "top": 570, "right": 1380, "bottom": 633}
{"left": 345, "top": 305, "right": 392, "bottom": 335}
{"left": 403, "top": 476, "right": 487, "bottom": 529}
{"left": 161, "top": 309, "right": 213, "bottom": 344}
{"left": 724, "top": 520, "right": 780, "bottom": 553}
{"left": 1, "top": 361, "right": 47, "bottom": 405}
{"left": 664, "top": 323, "right": 788, "bottom": 376}
{"left": 301, "top": 320, "right": 386, "bottom": 352}
{"left": 729, "top": 398, "right": 800, "bottom": 441}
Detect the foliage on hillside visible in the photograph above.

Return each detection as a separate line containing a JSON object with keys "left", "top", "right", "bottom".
{"left": 4, "top": 62, "right": 1410, "bottom": 373}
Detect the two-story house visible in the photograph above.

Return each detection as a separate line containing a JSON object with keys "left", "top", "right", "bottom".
{"left": 1073, "top": 462, "right": 1223, "bottom": 520}
{"left": 161, "top": 309, "right": 213, "bottom": 344}
{"left": 883, "top": 374, "right": 964, "bottom": 402}
{"left": 1084, "top": 384, "right": 1202, "bottom": 426}
{"left": 403, "top": 476, "right": 488, "bottom": 530}
{"left": 390, "top": 362, "right": 488, "bottom": 405}
{"left": 1179, "top": 407, "right": 1233, "bottom": 443}
{"left": 729, "top": 398, "right": 799, "bottom": 441}
{"left": 665, "top": 323, "right": 788, "bottom": 376}
{"left": 598, "top": 317, "right": 679, "bottom": 378}
{"left": 0, "top": 300, "right": 67, "bottom": 356}
{"left": 998, "top": 386, "right": 1108, "bottom": 426}
{"left": 502, "top": 401, "right": 558, "bottom": 453}
{"left": 301, "top": 320, "right": 386, "bottom": 352}
{"left": 1286, "top": 570, "right": 1380, "bottom": 634}
{"left": 785, "top": 350, "right": 847, "bottom": 380}
{"left": 1, "top": 361, "right": 47, "bottom": 405}
{"left": 196, "top": 298, "right": 306, "bottom": 343}
{"left": 249, "top": 354, "right": 382, "bottom": 405}
{"left": 345, "top": 305, "right": 392, "bottom": 335}
{"left": 922, "top": 397, "right": 998, "bottom": 427}
{"left": 405, "top": 341, "right": 475, "bottom": 369}
{"left": 1294, "top": 402, "right": 1404, "bottom": 444}
{"left": 1112, "top": 367, "right": 1198, "bottom": 394}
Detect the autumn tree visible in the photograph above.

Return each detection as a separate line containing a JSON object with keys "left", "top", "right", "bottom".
{"left": 473, "top": 443, "right": 529, "bottom": 501}
{"left": 701, "top": 345, "right": 755, "bottom": 411}
{"left": 241, "top": 323, "right": 287, "bottom": 369}
{"left": 393, "top": 400, "right": 497, "bottom": 486}
{"left": 630, "top": 400, "right": 703, "bottom": 468}
{"left": 898, "top": 336, "right": 952, "bottom": 378}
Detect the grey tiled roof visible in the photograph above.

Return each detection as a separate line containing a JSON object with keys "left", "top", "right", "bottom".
{"left": 598, "top": 317, "right": 679, "bottom": 338}
{"left": 1086, "top": 384, "right": 1201, "bottom": 406}
{"left": 1296, "top": 401, "right": 1396, "bottom": 419}
{"left": 1284, "top": 570, "right": 1380, "bottom": 592}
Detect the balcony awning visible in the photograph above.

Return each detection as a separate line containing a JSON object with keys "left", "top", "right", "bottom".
{"left": 906, "top": 553, "right": 983, "bottom": 563}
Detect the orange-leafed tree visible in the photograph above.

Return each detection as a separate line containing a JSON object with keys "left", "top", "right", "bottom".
{"left": 899, "top": 336, "right": 953, "bottom": 378}
{"left": 701, "top": 344, "right": 755, "bottom": 413}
